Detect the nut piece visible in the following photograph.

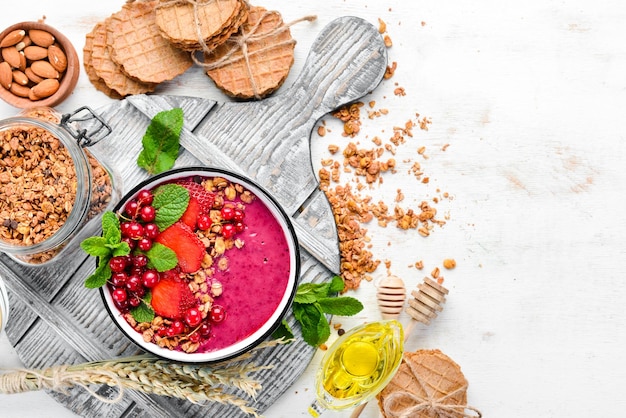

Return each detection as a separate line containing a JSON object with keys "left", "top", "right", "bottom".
{"left": 23, "top": 45, "right": 48, "bottom": 61}
{"left": 443, "top": 258, "right": 456, "bottom": 269}
{"left": 47, "top": 44, "right": 67, "bottom": 72}
{"left": 1, "top": 46, "right": 21, "bottom": 68}
{"left": 0, "top": 29, "right": 26, "bottom": 48}
{"left": 31, "top": 78, "right": 60, "bottom": 99}
{"left": 28, "top": 29, "right": 55, "bottom": 47}
{"left": 0, "top": 61, "right": 12, "bottom": 89}
{"left": 30, "top": 60, "right": 59, "bottom": 79}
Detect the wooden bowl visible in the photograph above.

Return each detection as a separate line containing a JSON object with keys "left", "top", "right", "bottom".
{"left": 0, "top": 21, "right": 79, "bottom": 108}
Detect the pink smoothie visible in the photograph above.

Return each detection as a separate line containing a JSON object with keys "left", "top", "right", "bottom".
{"left": 199, "top": 195, "right": 291, "bottom": 352}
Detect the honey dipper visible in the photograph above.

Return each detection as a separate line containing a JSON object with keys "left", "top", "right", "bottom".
{"left": 376, "top": 275, "right": 407, "bottom": 320}
{"left": 350, "top": 277, "right": 449, "bottom": 418}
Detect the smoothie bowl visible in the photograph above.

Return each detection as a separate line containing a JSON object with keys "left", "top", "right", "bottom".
{"left": 99, "top": 167, "right": 300, "bottom": 363}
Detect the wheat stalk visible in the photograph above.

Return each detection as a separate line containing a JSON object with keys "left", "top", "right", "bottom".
{"left": 0, "top": 340, "right": 289, "bottom": 417}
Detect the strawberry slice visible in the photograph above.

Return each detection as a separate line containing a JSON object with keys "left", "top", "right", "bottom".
{"left": 155, "top": 222, "right": 205, "bottom": 273}
{"left": 151, "top": 276, "right": 196, "bottom": 319}
{"left": 177, "top": 180, "right": 215, "bottom": 212}
{"left": 180, "top": 197, "right": 201, "bottom": 228}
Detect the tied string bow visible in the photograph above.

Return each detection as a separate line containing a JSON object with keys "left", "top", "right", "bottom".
{"left": 382, "top": 370, "right": 482, "bottom": 418}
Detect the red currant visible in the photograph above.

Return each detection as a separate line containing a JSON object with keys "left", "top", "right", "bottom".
{"left": 142, "top": 270, "right": 159, "bottom": 288}
{"left": 112, "top": 288, "right": 128, "bottom": 303}
{"left": 189, "top": 332, "right": 201, "bottom": 343}
{"left": 184, "top": 307, "right": 203, "bottom": 327}
{"left": 166, "top": 327, "right": 176, "bottom": 337}
{"left": 120, "top": 222, "right": 132, "bottom": 237}
{"left": 210, "top": 305, "right": 226, "bottom": 323}
{"left": 127, "top": 222, "right": 144, "bottom": 240}
{"left": 137, "top": 189, "right": 153, "bottom": 206}
{"left": 196, "top": 214, "right": 212, "bottom": 231}
{"left": 221, "top": 206, "right": 235, "bottom": 221}
{"left": 132, "top": 254, "right": 148, "bottom": 268}
{"left": 157, "top": 326, "right": 168, "bottom": 337}
{"left": 198, "top": 323, "right": 211, "bottom": 337}
{"left": 233, "top": 209, "right": 245, "bottom": 222}
{"left": 110, "top": 272, "right": 128, "bottom": 287}
{"left": 170, "top": 320, "right": 185, "bottom": 335}
{"left": 137, "top": 237, "right": 152, "bottom": 252}
{"left": 221, "top": 223, "right": 235, "bottom": 239}
{"left": 115, "top": 299, "right": 129, "bottom": 312}
{"left": 126, "top": 274, "right": 142, "bottom": 292}
{"left": 109, "top": 256, "right": 127, "bottom": 273}
{"left": 124, "top": 200, "right": 140, "bottom": 218}
{"left": 134, "top": 286, "right": 146, "bottom": 299}
{"left": 143, "top": 223, "right": 159, "bottom": 240}
{"left": 139, "top": 205, "right": 156, "bottom": 222}
{"left": 129, "top": 296, "right": 141, "bottom": 308}
{"left": 234, "top": 221, "right": 245, "bottom": 233}
{"left": 121, "top": 236, "right": 136, "bottom": 250}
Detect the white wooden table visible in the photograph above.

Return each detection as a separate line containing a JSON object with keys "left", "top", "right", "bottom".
{"left": 2, "top": 0, "right": 625, "bottom": 417}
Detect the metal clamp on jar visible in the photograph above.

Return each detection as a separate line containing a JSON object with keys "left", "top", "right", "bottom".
{"left": 0, "top": 106, "right": 121, "bottom": 265}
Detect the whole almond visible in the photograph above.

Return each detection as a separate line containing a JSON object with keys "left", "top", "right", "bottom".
{"left": 31, "top": 78, "right": 59, "bottom": 98}
{"left": 28, "top": 29, "right": 55, "bottom": 48}
{"left": 0, "top": 29, "right": 26, "bottom": 48}
{"left": 18, "top": 51, "right": 26, "bottom": 71}
{"left": 30, "top": 60, "right": 59, "bottom": 79}
{"left": 23, "top": 45, "right": 48, "bottom": 61}
{"left": 9, "top": 82, "right": 30, "bottom": 98}
{"left": 25, "top": 67, "right": 44, "bottom": 84}
{"left": 47, "top": 44, "right": 67, "bottom": 72}
{"left": 11, "top": 70, "right": 29, "bottom": 86}
{"left": 1, "top": 46, "right": 21, "bottom": 68}
{"left": 0, "top": 61, "right": 12, "bottom": 89}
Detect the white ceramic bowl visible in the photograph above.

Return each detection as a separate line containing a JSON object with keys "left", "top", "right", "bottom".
{"left": 100, "top": 167, "right": 300, "bottom": 363}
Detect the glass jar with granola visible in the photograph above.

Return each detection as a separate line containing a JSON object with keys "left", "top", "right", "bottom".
{"left": 0, "top": 107, "right": 120, "bottom": 265}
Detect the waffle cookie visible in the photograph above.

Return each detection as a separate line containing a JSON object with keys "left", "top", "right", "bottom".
{"left": 155, "top": 0, "right": 249, "bottom": 52}
{"left": 86, "top": 21, "right": 156, "bottom": 97}
{"left": 204, "top": 6, "right": 295, "bottom": 99}
{"left": 376, "top": 349, "right": 474, "bottom": 418}
{"left": 107, "top": 1, "right": 193, "bottom": 84}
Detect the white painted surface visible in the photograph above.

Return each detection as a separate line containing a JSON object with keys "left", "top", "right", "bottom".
{"left": 1, "top": 0, "right": 625, "bottom": 417}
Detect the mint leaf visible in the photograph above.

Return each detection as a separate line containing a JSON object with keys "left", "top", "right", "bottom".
{"left": 328, "top": 275, "right": 345, "bottom": 294}
{"left": 294, "top": 282, "right": 331, "bottom": 304}
{"left": 102, "top": 211, "right": 121, "bottom": 244}
{"left": 85, "top": 257, "right": 111, "bottom": 289}
{"left": 152, "top": 184, "right": 189, "bottom": 230}
{"left": 110, "top": 241, "right": 131, "bottom": 257}
{"left": 294, "top": 304, "right": 326, "bottom": 346}
{"left": 81, "top": 236, "right": 110, "bottom": 257}
{"left": 272, "top": 320, "right": 294, "bottom": 342}
{"left": 145, "top": 242, "right": 178, "bottom": 272}
{"left": 317, "top": 297, "right": 363, "bottom": 316}
{"left": 137, "top": 108, "right": 184, "bottom": 175}
{"left": 315, "top": 305, "right": 331, "bottom": 345}
{"left": 131, "top": 293, "right": 155, "bottom": 323}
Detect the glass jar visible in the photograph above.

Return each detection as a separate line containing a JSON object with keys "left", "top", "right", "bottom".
{"left": 0, "top": 107, "right": 120, "bottom": 265}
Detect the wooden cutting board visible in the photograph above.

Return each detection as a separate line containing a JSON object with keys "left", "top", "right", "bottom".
{"left": 2, "top": 16, "right": 387, "bottom": 417}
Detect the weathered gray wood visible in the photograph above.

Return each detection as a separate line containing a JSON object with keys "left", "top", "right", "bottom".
{"left": 3, "top": 16, "right": 387, "bottom": 418}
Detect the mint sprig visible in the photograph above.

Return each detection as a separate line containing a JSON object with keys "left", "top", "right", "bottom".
{"left": 131, "top": 292, "right": 155, "bottom": 323}
{"left": 273, "top": 276, "right": 363, "bottom": 346}
{"left": 81, "top": 212, "right": 130, "bottom": 289}
{"left": 137, "top": 108, "right": 184, "bottom": 175}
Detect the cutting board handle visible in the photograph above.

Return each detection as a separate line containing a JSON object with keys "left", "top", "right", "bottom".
{"left": 288, "top": 16, "right": 388, "bottom": 118}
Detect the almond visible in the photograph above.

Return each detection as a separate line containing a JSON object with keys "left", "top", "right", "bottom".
{"left": 25, "top": 67, "right": 44, "bottom": 84}
{"left": 30, "top": 60, "right": 59, "bottom": 79}
{"left": 28, "top": 29, "right": 55, "bottom": 48}
{"left": 23, "top": 45, "right": 48, "bottom": 61}
{"left": 31, "top": 78, "right": 59, "bottom": 98}
{"left": 0, "top": 29, "right": 26, "bottom": 48}
{"left": 18, "top": 51, "right": 26, "bottom": 71}
{"left": 47, "top": 45, "right": 67, "bottom": 72}
{"left": 11, "top": 69, "right": 28, "bottom": 86}
{"left": 1, "top": 46, "right": 21, "bottom": 68}
{"left": 0, "top": 61, "right": 12, "bottom": 89}
{"left": 9, "top": 82, "right": 30, "bottom": 97}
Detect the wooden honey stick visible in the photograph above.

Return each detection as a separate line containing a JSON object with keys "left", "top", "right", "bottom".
{"left": 350, "top": 276, "right": 449, "bottom": 418}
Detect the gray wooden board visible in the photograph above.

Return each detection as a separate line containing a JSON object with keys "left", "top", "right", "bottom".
{"left": 2, "top": 16, "right": 387, "bottom": 417}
